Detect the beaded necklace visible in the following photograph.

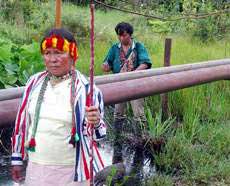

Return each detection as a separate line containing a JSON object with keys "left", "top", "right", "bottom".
{"left": 49, "top": 73, "right": 72, "bottom": 87}
{"left": 27, "top": 70, "right": 79, "bottom": 152}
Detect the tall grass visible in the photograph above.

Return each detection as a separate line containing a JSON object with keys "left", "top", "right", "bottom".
{"left": 146, "top": 82, "right": 230, "bottom": 185}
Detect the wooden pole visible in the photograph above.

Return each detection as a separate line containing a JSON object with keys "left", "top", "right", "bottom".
{"left": 55, "top": 0, "right": 62, "bottom": 28}
{"left": 89, "top": 1, "right": 95, "bottom": 185}
{"left": 161, "top": 38, "right": 172, "bottom": 121}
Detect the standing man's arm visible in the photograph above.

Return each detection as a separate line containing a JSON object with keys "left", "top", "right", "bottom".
{"left": 101, "top": 46, "right": 114, "bottom": 73}
{"left": 136, "top": 42, "right": 152, "bottom": 71}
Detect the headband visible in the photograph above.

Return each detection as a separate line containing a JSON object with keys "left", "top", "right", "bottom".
{"left": 41, "top": 35, "right": 78, "bottom": 61}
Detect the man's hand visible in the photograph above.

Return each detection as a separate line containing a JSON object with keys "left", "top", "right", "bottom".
{"left": 135, "top": 63, "right": 149, "bottom": 71}
{"left": 85, "top": 106, "right": 100, "bottom": 126}
{"left": 101, "top": 62, "right": 111, "bottom": 72}
{"left": 12, "top": 165, "right": 24, "bottom": 183}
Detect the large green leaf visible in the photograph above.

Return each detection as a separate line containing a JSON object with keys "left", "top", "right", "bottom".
{"left": 4, "top": 63, "right": 19, "bottom": 75}
{"left": 19, "top": 59, "right": 33, "bottom": 75}
{"left": 20, "top": 41, "right": 42, "bottom": 61}
{"left": 0, "top": 72, "right": 18, "bottom": 87}
{"left": 20, "top": 41, "right": 44, "bottom": 74}
{"left": 0, "top": 44, "right": 13, "bottom": 62}
{"left": 18, "top": 70, "right": 30, "bottom": 85}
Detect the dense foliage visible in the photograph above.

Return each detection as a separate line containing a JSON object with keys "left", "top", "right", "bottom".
{"left": 0, "top": 38, "right": 44, "bottom": 88}
{"left": 1, "top": 0, "right": 230, "bottom": 41}
{"left": 77, "top": 0, "right": 230, "bottom": 41}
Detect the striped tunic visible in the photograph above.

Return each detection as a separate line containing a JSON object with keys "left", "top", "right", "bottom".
{"left": 11, "top": 70, "right": 106, "bottom": 182}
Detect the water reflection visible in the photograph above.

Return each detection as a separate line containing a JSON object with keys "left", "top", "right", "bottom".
{"left": 1, "top": 113, "right": 156, "bottom": 186}
{"left": 1, "top": 142, "right": 155, "bottom": 186}
{"left": 0, "top": 154, "right": 13, "bottom": 186}
{"left": 97, "top": 143, "right": 156, "bottom": 186}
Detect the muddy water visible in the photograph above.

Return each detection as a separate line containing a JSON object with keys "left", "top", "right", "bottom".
{"left": 1, "top": 142, "right": 155, "bottom": 186}
{"left": 0, "top": 107, "right": 155, "bottom": 186}
{"left": 0, "top": 154, "right": 14, "bottom": 186}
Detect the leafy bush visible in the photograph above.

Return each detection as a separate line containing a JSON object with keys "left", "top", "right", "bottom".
{"left": 148, "top": 20, "right": 172, "bottom": 35}
{"left": 0, "top": 38, "right": 44, "bottom": 88}
{"left": 0, "top": 39, "right": 18, "bottom": 88}
{"left": 192, "top": 21, "right": 225, "bottom": 42}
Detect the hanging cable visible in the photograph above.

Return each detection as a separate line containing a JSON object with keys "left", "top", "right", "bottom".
{"left": 94, "top": 0, "right": 230, "bottom": 21}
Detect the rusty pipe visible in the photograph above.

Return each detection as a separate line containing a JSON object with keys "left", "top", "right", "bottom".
{"left": 0, "top": 65, "right": 230, "bottom": 128}
{"left": 0, "top": 59, "right": 230, "bottom": 101}
{"left": 0, "top": 98, "right": 20, "bottom": 127}
{"left": 100, "top": 64, "right": 230, "bottom": 105}
{"left": 95, "top": 58, "right": 230, "bottom": 84}
{"left": 0, "top": 87, "right": 24, "bottom": 102}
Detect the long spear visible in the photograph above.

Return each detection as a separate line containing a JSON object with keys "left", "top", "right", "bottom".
{"left": 55, "top": 0, "right": 62, "bottom": 28}
{"left": 89, "top": 0, "right": 95, "bottom": 185}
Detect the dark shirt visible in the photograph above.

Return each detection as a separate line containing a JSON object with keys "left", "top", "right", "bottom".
{"left": 103, "top": 40, "right": 152, "bottom": 73}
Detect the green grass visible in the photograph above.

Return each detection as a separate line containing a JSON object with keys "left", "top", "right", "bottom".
{"left": 0, "top": 2, "right": 230, "bottom": 185}
{"left": 76, "top": 34, "right": 230, "bottom": 75}
{"left": 145, "top": 82, "right": 230, "bottom": 185}
{"left": 145, "top": 174, "right": 173, "bottom": 186}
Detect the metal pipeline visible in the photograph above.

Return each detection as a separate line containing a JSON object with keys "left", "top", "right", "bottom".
{"left": 0, "top": 98, "right": 20, "bottom": 127}
{"left": 100, "top": 64, "right": 230, "bottom": 105}
{"left": 95, "top": 58, "right": 230, "bottom": 84}
{"left": 0, "top": 59, "right": 230, "bottom": 101}
{"left": 0, "top": 64, "right": 229, "bottom": 128}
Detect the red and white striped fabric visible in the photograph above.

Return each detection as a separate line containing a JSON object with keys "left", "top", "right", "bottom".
{"left": 11, "top": 70, "right": 106, "bottom": 182}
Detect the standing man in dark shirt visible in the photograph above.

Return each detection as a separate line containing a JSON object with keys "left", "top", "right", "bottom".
{"left": 101, "top": 22, "right": 152, "bottom": 164}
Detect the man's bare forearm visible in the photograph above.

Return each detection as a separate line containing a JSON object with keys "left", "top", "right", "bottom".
{"left": 135, "top": 63, "right": 149, "bottom": 71}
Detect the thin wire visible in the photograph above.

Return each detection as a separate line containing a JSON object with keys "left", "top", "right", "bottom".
{"left": 95, "top": 0, "right": 166, "bottom": 21}
{"left": 95, "top": 0, "right": 230, "bottom": 21}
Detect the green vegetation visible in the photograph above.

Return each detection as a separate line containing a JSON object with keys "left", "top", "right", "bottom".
{"left": 147, "top": 85, "right": 230, "bottom": 185}
{"left": 146, "top": 107, "right": 175, "bottom": 139}
{"left": 0, "top": 1, "right": 230, "bottom": 185}
{"left": 0, "top": 39, "right": 44, "bottom": 88}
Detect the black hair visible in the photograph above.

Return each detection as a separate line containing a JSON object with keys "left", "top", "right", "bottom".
{"left": 115, "top": 22, "right": 134, "bottom": 36}
{"left": 40, "top": 28, "right": 77, "bottom": 50}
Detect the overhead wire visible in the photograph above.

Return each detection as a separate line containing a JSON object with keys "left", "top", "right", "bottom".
{"left": 94, "top": 0, "right": 230, "bottom": 21}
{"left": 95, "top": 0, "right": 166, "bottom": 21}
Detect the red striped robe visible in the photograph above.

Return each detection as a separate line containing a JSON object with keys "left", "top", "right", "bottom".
{"left": 11, "top": 70, "right": 106, "bottom": 182}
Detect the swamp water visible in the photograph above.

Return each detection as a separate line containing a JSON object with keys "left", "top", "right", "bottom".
{"left": 0, "top": 108, "right": 156, "bottom": 186}
{"left": 0, "top": 144, "right": 156, "bottom": 186}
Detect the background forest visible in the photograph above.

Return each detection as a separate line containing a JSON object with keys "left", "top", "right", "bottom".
{"left": 0, "top": 0, "right": 230, "bottom": 87}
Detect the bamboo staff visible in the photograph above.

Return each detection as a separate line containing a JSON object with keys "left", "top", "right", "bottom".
{"left": 89, "top": 0, "right": 95, "bottom": 185}
{"left": 55, "top": 0, "right": 62, "bottom": 28}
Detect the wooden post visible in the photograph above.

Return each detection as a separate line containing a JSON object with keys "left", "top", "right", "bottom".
{"left": 161, "top": 38, "right": 172, "bottom": 121}
{"left": 55, "top": 0, "right": 62, "bottom": 28}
